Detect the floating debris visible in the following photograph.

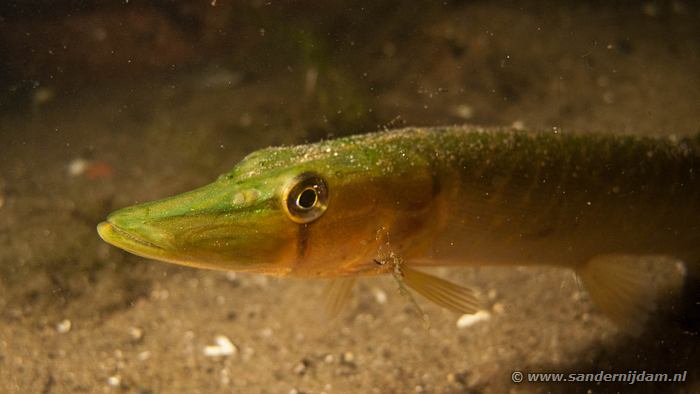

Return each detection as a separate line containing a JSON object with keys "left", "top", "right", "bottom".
{"left": 84, "top": 161, "right": 114, "bottom": 179}
{"left": 642, "top": 2, "right": 659, "bottom": 17}
{"left": 67, "top": 158, "right": 89, "bottom": 177}
{"left": 203, "top": 335, "right": 237, "bottom": 357}
{"left": 305, "top": 67, "right": 318, "bottom": 96}
{"left": 67, "top": 158, "right": 114, "bottom": 179}
{"left": 451, "top": 104, "right": 474, "bottom": 120}
{"left": 456, "top": 310, "right": 491, "bottom": 328}
{"left": 197, "top": 65, "right": 242, "bottom": 89}
{"left": 33, "top": 86, "right": 55, "bottom": 106}
{"left": 239, "top": 113, "right": 252, "bottom": 127}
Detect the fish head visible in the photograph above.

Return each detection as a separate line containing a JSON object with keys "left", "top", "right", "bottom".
{"left": 98, "top": 137, "right": 435, "bottom": 276}
{"left": 97, "top": 167, "right": 300, "bottom": 274}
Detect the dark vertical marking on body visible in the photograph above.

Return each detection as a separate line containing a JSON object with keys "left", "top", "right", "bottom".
{"left": 297, "top": 224, "right": 310, "bottom": 259}
{"left": 428, "top": 142, "right": 443, "bottom": 200}
{"left": 431, "top": 168, "right": 442, "bottom": 199}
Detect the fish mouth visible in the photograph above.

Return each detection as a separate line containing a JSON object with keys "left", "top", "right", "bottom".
{"left": 97, "top": 220, "right": 288, "bottom": 274}
{"left": 97, "top": 221, "right": 167, "bottom": 260}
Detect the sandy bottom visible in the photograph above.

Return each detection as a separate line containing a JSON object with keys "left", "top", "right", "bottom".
{"left": 1, "top": 2, "right": 699, "bottom": 393}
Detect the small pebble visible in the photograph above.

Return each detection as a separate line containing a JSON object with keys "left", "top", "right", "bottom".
{"left": 456, "top": 310, "right": 491, "bottom": 328}
{"left": 447, "top": 371, "right": 468, "bottom": 385}
{"left": 128, "top": 327, "right": 143, "bottom": 341}
{"left": 107, "top": 375, "right": 120, "bottom": 387}
{"left": 260, "top": 328, "right": 273, "bottom": 338}
{"left": 487, "top": 289, "right": 498, "bottom": 300}
{"left": 341, "top": 351, "right": 355, "bottom": 363}
{"left": 372, "top": 288, "right": 387, "bottom": 304}
{"left": 150, "top": 289, "right": 169, "bottom": 300}
{"left": 220, "top": 368, "right": 231, "bottom": 385}
{"left": 492, "top": 303, "right": 505, "bottom": 314}
{"left": 56, "top": 319, "right": 71, "bottom": 334}
{"left": 204, "top": 335, "right": 237, "bottom": 357}
{"left": 293, "top": 362, "right": 307, "bottom": 375}
{"left": 137, "top": 351, "right": 151, "bottom": 361}
{"left": 242, "top": 346, "right": 255, "bottom": 361}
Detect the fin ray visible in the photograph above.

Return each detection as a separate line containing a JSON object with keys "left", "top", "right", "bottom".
{"left": 322, "top": 278, "right": 357, "bottom": 319}
{"left": 401, "top": 266, "right": 479, "bottom": 314}
{"left": 577, "top": 255, "right": 656, "bottom": 335}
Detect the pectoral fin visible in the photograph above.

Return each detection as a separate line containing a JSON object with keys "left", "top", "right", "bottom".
{"left": 576, "top": 255, "right": 656, "bottom": 335}
{"left": 401, "top": 265, "right": 479, "bottom": 314}
{"left": 322, "top": 278, "right": 357, "bottom": 319}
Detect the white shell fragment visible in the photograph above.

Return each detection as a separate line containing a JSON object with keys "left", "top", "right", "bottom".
{"left": 456, "top": 310, "right": 491, "bottom": 328}
{"left": 56, "top": 319, "right": 72, "bottom": 334}
{"left": 203, "top": 335, "right": 237, "bottom": 357}
{"left": 107, "top": 375, "right": 121, "bottom": 387}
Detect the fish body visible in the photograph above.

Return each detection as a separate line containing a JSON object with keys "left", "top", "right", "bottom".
{"left": 98, "top": 126, "right": 700, "bottom": 329}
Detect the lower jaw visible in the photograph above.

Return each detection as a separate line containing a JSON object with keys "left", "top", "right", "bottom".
{"left": 97, "top": 222, "right": 169, "bottom": 260}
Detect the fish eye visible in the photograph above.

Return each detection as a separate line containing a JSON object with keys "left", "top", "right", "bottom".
{"left": 296, "top": 187, "right": 318, "bottom": 209}
{"left": 283, "top": 172, "right": 328, "bottom": 224}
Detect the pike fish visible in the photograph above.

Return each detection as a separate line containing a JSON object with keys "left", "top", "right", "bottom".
{"left": 97, "top": 126, "right": 700, "bottom": 330}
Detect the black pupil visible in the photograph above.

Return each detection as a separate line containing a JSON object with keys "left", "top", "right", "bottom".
{"left": 297, "top": 188, "right": 317, "bottom": 209}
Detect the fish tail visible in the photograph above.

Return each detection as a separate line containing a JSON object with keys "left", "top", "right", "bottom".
{"left": 577, "top": 256, "right": 700, "bottom": 335}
